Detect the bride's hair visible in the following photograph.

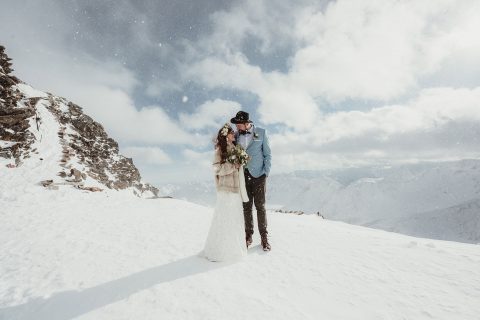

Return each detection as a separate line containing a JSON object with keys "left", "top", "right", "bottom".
{"left": 215, "top": 124, "right": 234, "bottom": 163}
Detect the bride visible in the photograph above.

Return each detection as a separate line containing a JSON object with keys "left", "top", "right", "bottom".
{"left": 203, "top": 123, "right": 249, "bottom": 262}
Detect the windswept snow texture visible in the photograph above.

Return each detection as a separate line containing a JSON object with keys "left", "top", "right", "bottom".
{"left": 0, "top": 185, "right": 479, "bottom": 319}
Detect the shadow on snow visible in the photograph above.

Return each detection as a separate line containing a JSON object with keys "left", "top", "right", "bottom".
{"left": 0, "top": 253, "right": 230, "bottom": 320}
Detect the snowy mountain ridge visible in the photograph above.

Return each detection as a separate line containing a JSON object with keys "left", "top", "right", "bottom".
{"left": 0, "top": 45, "right": 158, "bottom": 197}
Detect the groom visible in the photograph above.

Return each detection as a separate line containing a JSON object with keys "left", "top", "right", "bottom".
{"left": 231, "top": 111, "right": 272, "bottom": 251}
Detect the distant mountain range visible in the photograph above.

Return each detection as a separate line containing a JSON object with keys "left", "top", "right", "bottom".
{"left": 166, "top": 160, "right": 480, "bottom": 244}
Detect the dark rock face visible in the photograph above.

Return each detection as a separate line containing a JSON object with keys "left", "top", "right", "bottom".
{"left": 47, "top": 97, "right": 158, "bottom": 195}
{"left": 0, "top": 45, "right": 35, "bottom": 163}
{"left": 0, "top": 45, "right": 159, "bottom": 197}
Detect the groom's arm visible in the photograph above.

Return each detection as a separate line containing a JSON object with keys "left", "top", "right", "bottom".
{"left": 262, "top": 129, "right": 272, "bottom": 177}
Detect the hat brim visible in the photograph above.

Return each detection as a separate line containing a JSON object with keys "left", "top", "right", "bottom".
{"left": 230, "top": 117, "right": 253, "bottom": 124}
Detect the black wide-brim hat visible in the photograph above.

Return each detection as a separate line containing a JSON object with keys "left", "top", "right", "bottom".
{"left": 230, "top": 111, "right": 253, "bottom": 124}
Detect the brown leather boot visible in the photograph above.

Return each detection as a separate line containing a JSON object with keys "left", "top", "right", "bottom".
{"left": 246, "top": 234, "right": 253, "bottom": 248}
{"left": 261, "top": 234, "right": 271, "bottom": 251}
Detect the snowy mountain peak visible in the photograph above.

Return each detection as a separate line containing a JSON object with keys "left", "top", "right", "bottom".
{"left": 0, "top": 45, "right": 158, "bottom": 197}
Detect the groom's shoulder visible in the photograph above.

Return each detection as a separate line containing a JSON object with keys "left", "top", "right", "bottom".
{"left": 254, "top": 126, "right": 266, "bottom": 133}
{"left": 257, "top": 127, "right": 269, "bottom": 138}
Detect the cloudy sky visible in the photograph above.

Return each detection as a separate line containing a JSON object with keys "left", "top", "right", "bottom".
{"left": 1, "top": 0, "right": 480, "bottom": 184}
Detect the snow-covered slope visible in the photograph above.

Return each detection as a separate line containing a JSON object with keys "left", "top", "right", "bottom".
{"left": 1, "top": 185, "right": 479, "bottom": 319}
{"left": 380, "top": 197, "right": 480, "bottom": 243}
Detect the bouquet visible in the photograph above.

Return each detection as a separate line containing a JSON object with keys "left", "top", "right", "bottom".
{"left": 227, "top": 144, "right": 250, "bottom": 166}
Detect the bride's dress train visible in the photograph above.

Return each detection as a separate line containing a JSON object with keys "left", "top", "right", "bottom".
{"left": 202, "top": 190, "right": 247, "bottom": 262}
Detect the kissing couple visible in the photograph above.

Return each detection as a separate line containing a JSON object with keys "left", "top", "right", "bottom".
{"left": 202, "top": 111, "right": 272, "bottom": 262}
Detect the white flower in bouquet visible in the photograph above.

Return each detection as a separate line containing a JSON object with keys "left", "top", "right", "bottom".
{"left": 227, "top": 145, "right": 250, "bottom": 166}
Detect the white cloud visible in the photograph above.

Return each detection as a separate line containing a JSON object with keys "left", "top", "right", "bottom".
{"left": 122, "top": 146, "right": 172, "bottom": 165}
{"left": 179, "top": 99, "right": 241, "bottom": 130}
{"left": 186, "top": 0, "right": 480, "bottom": 131}
{"left": 288, "top": 0, "right": 480, "bottom": 102}
{"left": 206, "top": 0, "right": 304, "bottom": 55}
{"left": 182, "top": 0, "right": 480, "bottom": 163}
{"left": 312, "top": 86, "right": 480, "bottom": 144}
{"left": 182, "top": 149, "right": 214, "bottom": 177}
{"left": 2, "top": 38, "right": 192, "bottom": 146}
{"left": 268, "top": 86, "right": 480, "bottom": 173}
{"left": 76, "top": 87, "right": 191, "bottom": 145}
{"left": 4, "top": 0, "right": 480, "bottom": 182}
{"left": 183, "top": 149, "right": 213, "bottom": 163}
{"left": 187, "top": 56, "right": 321, "bottom": 128}
{"left": 35, "top": 65, "right": 191, "bottom": 145}
{"left": 0, "top": 0, "right": 195, "bottom": 148}
{"left": 145, "top": 79, "right": 183, "bottom": 97}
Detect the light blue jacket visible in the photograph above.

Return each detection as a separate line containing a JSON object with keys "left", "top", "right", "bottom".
{"left": 236, "top": 126, "right": 272, "bottom": 178}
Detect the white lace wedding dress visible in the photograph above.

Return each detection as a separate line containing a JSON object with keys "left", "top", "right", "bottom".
{"left": 202, "top": 189, "right": 247, "bottom": 262}
{"left": 202, "top": 150, "right": 249, "bottom": 262}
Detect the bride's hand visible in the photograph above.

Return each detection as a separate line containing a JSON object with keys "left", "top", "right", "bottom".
{"left": 234, "top": 163, "right": 241, "bottom": 169}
